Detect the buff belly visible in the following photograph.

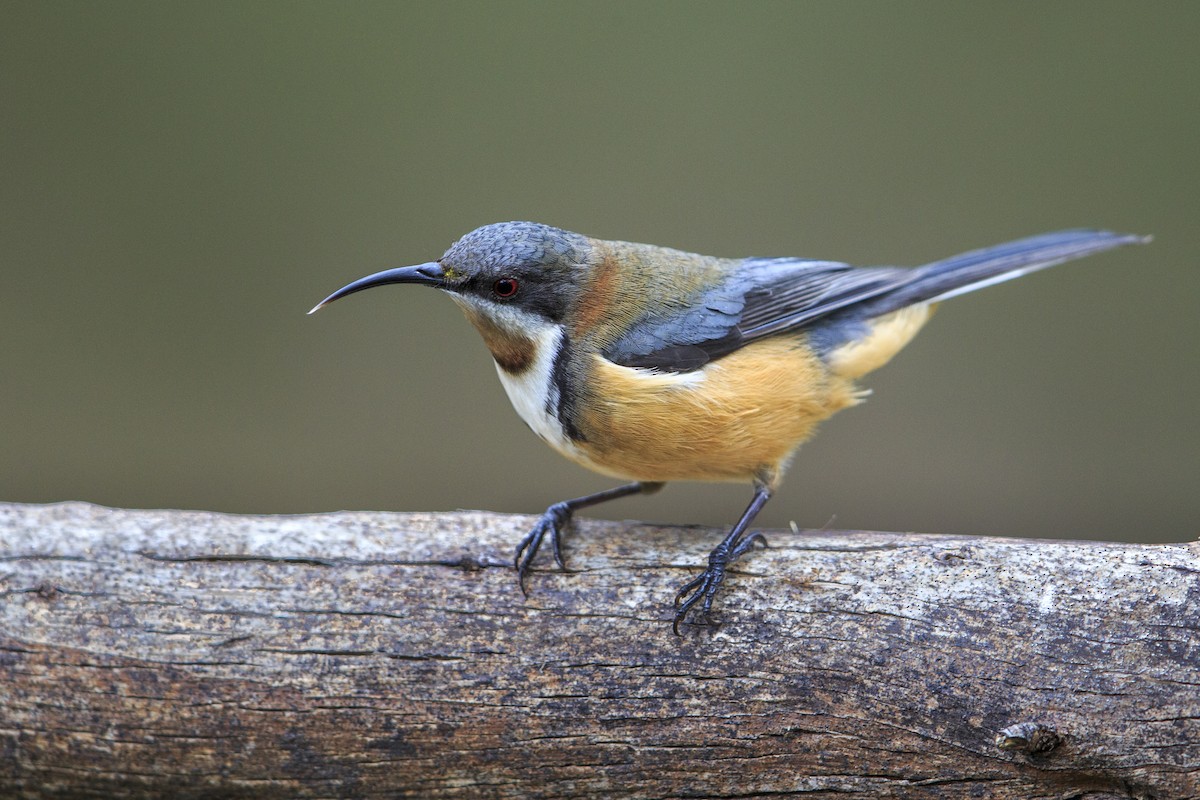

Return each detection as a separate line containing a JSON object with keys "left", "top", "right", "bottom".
{"left": 572, "top": 304, "right": 933, "bottom": 485}
{"left": 568, "top": 337, "right": 851, "bottom": 485}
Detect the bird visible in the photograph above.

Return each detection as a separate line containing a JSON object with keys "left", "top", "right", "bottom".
{"left": 310, "top": 222, "right": 1147, "bottom": 634}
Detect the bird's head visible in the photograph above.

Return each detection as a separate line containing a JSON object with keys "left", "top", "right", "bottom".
{"left": 310, "top": 222, "right": 597, "bottom": 372}
{"left": 311, "top": 221, "right": 592, "bottom": 322}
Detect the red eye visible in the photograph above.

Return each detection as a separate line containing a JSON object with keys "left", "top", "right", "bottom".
{"left": 493, "top": 277, "right": 519, "bottom": 298}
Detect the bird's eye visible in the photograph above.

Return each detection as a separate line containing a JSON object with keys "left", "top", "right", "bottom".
{"left": 492, "top": 277, "right": 519, "bottom": 298}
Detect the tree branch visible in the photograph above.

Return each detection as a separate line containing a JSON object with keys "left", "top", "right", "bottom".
{"left": 1, "top": 501, "right": 1197, "bottom": 798}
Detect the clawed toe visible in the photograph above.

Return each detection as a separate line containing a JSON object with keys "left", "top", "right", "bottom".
{"left": 514, "top": 505, "right": 571, "bottom": 595}
{"left": 671, "top": 532, "right": 768, "bottom": 635}
{"left": 672, "top": 574, "right": 716, "bottom": 635}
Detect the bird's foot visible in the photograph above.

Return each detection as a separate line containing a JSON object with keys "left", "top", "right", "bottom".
{"left": 514, "top": 501, "right": 573, "bottom": 595}
{"left": 672, "top": 532, "right": 767, "bottom": 635}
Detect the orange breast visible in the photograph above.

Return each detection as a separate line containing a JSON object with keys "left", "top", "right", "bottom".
{"left": 571, "top": 336, "right": 862, "bottom": 487}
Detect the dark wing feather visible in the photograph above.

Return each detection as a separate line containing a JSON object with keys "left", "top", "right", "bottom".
{"left": 603, "top": 230, "right": 1145, "bottom": 373}
{"left": 604, "top": 258, "right": 914, "bottom": 371}
{"left": 736, "top": 258, "right": 912, "bottom": 337}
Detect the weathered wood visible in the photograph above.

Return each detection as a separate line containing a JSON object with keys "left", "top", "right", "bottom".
{"left": 0, "top": 501, "right": 1197, "bottom": 799}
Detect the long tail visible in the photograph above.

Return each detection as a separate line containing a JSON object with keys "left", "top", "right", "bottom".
{"left": 869, "top": 229, "right": 1149, "bottom": 316}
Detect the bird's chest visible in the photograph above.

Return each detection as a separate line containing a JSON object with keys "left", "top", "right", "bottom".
{"left": 491, "top": 322, "right": 856, "bottom": 485}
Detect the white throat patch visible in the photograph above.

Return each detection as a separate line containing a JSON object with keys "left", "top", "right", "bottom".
{"left": 493, "top": 324, "right": 583, "bottom": 460}
{"left": 447, "top": 293, "right": 584, "bottom": 462}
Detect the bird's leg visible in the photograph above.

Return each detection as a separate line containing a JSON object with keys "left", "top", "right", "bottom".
{"left": 673, "top": 483, "right": 772, "bottom": 635}
{"left": 515, "top": 481, "right": 664, "bottom": 595}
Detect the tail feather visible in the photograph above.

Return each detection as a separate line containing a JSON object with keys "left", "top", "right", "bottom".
{"left": 870, "top": 229, "right": 1150, "bottom": 315}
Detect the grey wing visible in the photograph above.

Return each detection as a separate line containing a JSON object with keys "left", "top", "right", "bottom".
{"left": 603, "top": 258, "right": 914, "bottom": 371}
{"left": 735, "top": 258, "right": 913, "bottom": 337}
{"left": 601, "top": 229, "right": 1145, "bottom": 373}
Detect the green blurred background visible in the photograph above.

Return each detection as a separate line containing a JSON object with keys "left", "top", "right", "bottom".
{"left": 2, "top": 1, "right": 1196, "bottom": 543}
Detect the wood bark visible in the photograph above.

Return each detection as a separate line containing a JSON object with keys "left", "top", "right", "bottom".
{"left": 0, "top": 501, "right": 1197, "bottom": 799}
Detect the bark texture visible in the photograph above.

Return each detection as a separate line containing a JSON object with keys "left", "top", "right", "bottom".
{"left": 0, "top": 501, "right": 1197, "bottom": 799}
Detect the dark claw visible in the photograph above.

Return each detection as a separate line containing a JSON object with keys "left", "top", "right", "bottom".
{"left": 672, "top": 532, "right": 768, "bottom": 635}
{"left": 550, "top": 519, "right": 566, "bottom": 570}
{"left": 514, "top": 502, "right": 572, "bottom": 595}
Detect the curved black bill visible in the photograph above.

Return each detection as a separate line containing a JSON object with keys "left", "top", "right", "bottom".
{"left": 308, "top": 262, "right": 445, "bottom": 314}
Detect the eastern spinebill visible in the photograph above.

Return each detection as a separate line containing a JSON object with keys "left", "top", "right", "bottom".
{"left": 310, "top": 222, "right": 1147, "bottom": 634}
